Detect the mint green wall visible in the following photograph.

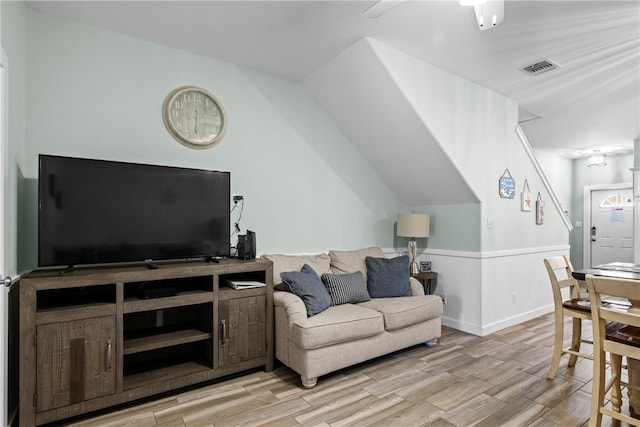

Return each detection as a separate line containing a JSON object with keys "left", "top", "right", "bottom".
{"left": 405, "top": 204, "right": 481, "bottom": 251}
{"left": 20, "top": 9, "right": 407, "bottom": 269}
{"left": 569, "top": 153, "right": 633, "bottom": 269}
{"left": 1, "top": 0, "right": 27, "bottom": 276}
{"left": 12, "top": 6, "right": 585, "bottom": 269}
{"left": 534, "top": 150, "right": 573, "bottom": 214}
{"left": 370, "top": 40, "right": 569, "bottom": 252}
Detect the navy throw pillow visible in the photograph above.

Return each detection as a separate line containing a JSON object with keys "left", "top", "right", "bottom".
{"left": 365, "top": 255, "right": 411, "bottom": 298}
{"left": 280, "top": 264, "right": 332, "bottom": 316}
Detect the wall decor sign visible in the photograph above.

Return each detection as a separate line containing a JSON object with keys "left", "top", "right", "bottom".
{"left": 521, "top": 179, "right": 532, "bottom": 212}
{"left": 536, "top": 192, "right": 545, "bottom": 225}
{"left": 499, "top": 169, "right": 516, "bottom": 199}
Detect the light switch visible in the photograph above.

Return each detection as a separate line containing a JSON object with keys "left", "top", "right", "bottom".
{"left": 487, "top": 218, "right": 495, "bottom": 229}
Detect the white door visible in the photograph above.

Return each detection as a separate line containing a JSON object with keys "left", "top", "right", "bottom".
{"left": 590, "top": 188, "right": 634, "bottom": 266}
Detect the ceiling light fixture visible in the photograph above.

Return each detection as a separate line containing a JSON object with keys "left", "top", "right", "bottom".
{"left": 587, "top": 150, "right": 607, "bottom": 167}
{"left": 461, "top": 0, "right": 504, "bottom": 31}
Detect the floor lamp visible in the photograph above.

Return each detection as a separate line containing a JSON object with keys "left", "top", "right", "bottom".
{"left": 397, "top": 213, "right": 430, "bottom": 275}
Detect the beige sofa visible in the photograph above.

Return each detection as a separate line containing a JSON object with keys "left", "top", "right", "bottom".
{"left": 262, "top": 247, "right": 443, "bottom": 388}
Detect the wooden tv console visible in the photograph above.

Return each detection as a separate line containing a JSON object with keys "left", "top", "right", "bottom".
{"left": 16, "top": 258, "right": 273, "bottom": 426}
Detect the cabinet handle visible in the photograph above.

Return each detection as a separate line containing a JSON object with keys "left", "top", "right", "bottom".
{"left": 105, "top": 339, "right": 113, "bottom": 372}
{"left": 221, "top": 319, "right": 227, "bottom": 348}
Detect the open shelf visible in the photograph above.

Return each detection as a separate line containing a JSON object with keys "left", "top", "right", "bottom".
{"left": 123, "top": 360, "right": 212, "bottom": 391}
{"left": 122, "top": 341, "right": 213, "bottom": 391}
{"left": 123, "top": 275, "right": 214, "bottom": 313}
{"left": 123, "top": 290, "right": 212, "bottom": 313}
{"left": 37, "top": 284, "right": 116, "bottom": 311}
{"left": 124, "top": 326, "right": 212, "bottom": 355}
{"left": 36, "top": 302, "right": 116, "bottom": 325}
{"left": 219, "top": 271, "right": 267, "bottom": 289}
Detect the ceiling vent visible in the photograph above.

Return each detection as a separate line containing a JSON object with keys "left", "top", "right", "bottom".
{"left": 522, "top": 59, "right": 560, "bottom": 75}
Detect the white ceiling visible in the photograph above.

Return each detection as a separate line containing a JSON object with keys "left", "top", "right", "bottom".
{"left": 26, "top": 0, "right": 640, "bottom": 159}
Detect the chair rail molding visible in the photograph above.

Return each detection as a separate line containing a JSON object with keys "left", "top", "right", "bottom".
{"left": 387, "top": 245, "right": 569, "bottom": 336}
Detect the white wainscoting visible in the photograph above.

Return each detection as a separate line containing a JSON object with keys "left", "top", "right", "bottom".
{"left": 385, "top": 245, "right": 570, "bottom": 336}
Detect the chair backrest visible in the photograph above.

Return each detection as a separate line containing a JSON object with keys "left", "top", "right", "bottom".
{"left": 586, "top": 275, "right": 640, "bottom": 332}
{"left": 544, "top": 256, "right": 581, "bottom": 306}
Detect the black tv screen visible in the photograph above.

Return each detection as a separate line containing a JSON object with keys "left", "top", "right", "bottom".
{"left": 38, "top": 155, "right": 231, "bottom": 268}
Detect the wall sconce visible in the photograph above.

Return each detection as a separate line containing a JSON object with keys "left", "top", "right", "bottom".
{"left": 397, "top": 213, "right": 430, "bottom": 275}
{"left": 587, "top": 150, "right": 607, "bottom": 167}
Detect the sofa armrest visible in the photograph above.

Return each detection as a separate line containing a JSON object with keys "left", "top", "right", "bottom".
{"left": 410, "top": 277, "right": 425, "bottom": 296}
{"left": 273, "top": 290, "right": 308, "bottom": 366}
{"left": 273, "top": 290, "right": 308, "bottom": 324}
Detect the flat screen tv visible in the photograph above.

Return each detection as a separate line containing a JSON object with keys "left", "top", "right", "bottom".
{"left": 38, "top": 155, "right": 231, "bottom": 268}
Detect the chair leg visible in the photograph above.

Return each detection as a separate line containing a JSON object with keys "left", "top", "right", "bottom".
{"left": 568, "top": 317, "right": 582, "bottom": 367}
{"left": 548, "top": 312, "right": 565, "bottom": 379}
{"left": 628, "top": 357, "right": 640, "bottom": 420}
{"left": 610, "top": 354, "right": 623, "bottom": 415}
{"left": 589, "top": 349, "right": 606, "bottom": 427}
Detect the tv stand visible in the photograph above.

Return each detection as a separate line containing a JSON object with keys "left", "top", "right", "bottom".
{"left": 15, "top": 258, "right": 273, "bottom": 426}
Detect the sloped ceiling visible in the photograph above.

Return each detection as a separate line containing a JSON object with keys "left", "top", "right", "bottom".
{"left": 25, "top": 1, "right": 640, "bottom": 159}
{"left": 304, "top": 38, "right": 479, "bottom": 206}
{"left": 22, "top": 1, "right": 640, "bottom": 206}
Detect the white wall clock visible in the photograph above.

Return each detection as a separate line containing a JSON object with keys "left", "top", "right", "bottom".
{"left": 162, "top": 86, "right": 227, "bottom": 149}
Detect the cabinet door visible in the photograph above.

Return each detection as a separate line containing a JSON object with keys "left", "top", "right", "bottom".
{"left": 36, "top": 316, "right": 116, "bottom": 412}
{"left": 219, "top": 295, "right": 266, "bottom": 367}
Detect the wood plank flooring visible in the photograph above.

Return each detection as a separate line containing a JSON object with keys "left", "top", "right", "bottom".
{"left": 63, "top": 313, "right": 633, "bottom": 427}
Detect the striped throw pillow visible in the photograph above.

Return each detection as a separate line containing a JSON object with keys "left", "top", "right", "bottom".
{"left": 321, "top": 271, "right": 371, "bottom": 306}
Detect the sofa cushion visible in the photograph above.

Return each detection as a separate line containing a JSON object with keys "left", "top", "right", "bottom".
{"left": 280, "top": 264, "right": 332, "bottom": 317}
{"left": 329, "top": 247, "right": 384, "bottom": 281}
{"left": 357, "top": 295, "right": 443, "bottom": 331}
{"left": 365, "top": 255, "right": 411, "bottom": 298}
{"left": 262, "top": 253, "right": 331, "bottom": 286}
{"left": 321, "top": 271, "right": 371, "bottom": 305}
{"left": 290, "top": 304, "right": 384, "bottom": 349}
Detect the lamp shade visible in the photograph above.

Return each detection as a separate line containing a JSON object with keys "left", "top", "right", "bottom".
{"left": 397, "top": 214, "right": 430, "bottom": 238}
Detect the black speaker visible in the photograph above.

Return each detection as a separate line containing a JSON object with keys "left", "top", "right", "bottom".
{"left": 237, "top": 230, "right": 256, "bottom": 260}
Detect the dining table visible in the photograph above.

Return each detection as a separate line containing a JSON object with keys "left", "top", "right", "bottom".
{"left": 572, "top": 262, "right": 640, "bottom": 417}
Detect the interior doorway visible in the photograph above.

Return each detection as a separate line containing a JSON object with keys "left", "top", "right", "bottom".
{"left": 583, "top": 184, "right": 634, "bottom": 268}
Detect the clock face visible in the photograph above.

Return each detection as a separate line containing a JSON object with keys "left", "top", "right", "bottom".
{"left": 162, "top": 86, "right": 227, "bottom": 149}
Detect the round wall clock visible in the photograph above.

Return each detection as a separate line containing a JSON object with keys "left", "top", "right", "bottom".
{"left": 162, "top": 86, "right": 227, "bottom": 149}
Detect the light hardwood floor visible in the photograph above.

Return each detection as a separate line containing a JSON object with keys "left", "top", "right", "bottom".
{"left": 64, "top": 313, "right": 633, "bottom": 427}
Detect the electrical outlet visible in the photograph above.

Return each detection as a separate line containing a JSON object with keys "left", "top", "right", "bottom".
{"left": 512, "top": 293, "right": 517, "bottom": 304}
{"left": 233, "top": 195, "right": 244, "bottom": 204}
{"left": 439, "top": 294, "right": 447, "bottom": 304}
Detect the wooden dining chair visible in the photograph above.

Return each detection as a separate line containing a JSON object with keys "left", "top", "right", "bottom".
{"left": 544, "top": 256, "right": 593, "bottom": 379}
{"left": 586, "top": 274, "right": 640, "bottom": 427}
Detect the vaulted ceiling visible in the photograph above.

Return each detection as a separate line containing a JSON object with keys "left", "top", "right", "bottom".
{"left": 26, "top": 0, "right": 640, "bottom": 161}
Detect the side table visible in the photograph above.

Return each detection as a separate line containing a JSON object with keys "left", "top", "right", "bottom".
{"left": 412, "top": 271, "right": 438, "bottom": 295}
